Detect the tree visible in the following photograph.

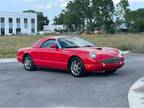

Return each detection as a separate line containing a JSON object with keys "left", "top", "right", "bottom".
{"left": 115, "top": 0, "right": 129, "bottom": 23}
{"left": 53, "top": 0, "right": 115, "bottom": 33}
{"left": 126, "top": 8, "right": 144, "bottom": 32}
{"left": 92, "top": 0, "right": 115, "bottom": 33}
{"left": 66, "top": 0, "right": 88, "bottom": 31}
{"left": 54, "top": 1, "right": 85, "bottom": 32}
{"left": 23, "top": 10, "right": 49, "bottom": 31}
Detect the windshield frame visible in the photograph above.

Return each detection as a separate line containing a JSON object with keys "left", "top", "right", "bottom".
{"left": 57, "top": 37, "right": 96, "bottom": 48}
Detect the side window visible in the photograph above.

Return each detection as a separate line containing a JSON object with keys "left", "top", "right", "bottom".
{"left": 59, "top": 39, "right": 69, "bottom": 48}
{"left": 41, "top": 39, "right": 56, "bottom": 48}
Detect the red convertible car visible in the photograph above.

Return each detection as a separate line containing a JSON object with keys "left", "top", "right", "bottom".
{"left": 17, "top": 36, "right": 125, "bottom": 77}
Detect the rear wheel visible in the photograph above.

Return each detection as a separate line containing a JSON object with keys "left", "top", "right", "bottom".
{"left": 105, "top": 70, "right": 117, "bottom": 74}
{"left": 69, "top": 57, "right": 86, "bottom": 77}
{"left": 24, "top": 55, "right": 36, "bottom": 71}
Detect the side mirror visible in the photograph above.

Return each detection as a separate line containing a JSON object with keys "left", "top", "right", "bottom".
{"left": 50, "top": 44, "right": 58, "bottom": 49}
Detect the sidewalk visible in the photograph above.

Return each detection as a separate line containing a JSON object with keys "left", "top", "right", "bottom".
{"left": 128, "top": 77, "right": 144, "bottom": 108}
{"left": 0, "top": 58, "right": 17, "bottom": 63}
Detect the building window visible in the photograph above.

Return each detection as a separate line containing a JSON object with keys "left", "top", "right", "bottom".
{"left": 24, "top": 18, "right": 28, "bottom": 29}
{"left": 31, "top": 18, "right": 35, "bottom": 29}
{"left": 8, "top": 18, "right": 13, "bottom": 29}
{"left": 31, "top": 28, "right": 35, "bottom": 33}
{"left": 9, "top": 18, "right": 13, "bottom": 23}
{"left": 1, "top": 28, "right": 5, "bottom": 35}
{"left": 16, "top": 28, "right": 21, "bottom": 34}
{"left": 9, "top": 29, "right": 13, "bottom": 34}
{"left": 0, "top": 18, "right": 5, "bottom": 28}
{"left": 31, "top": 19, "right": 35, "bottom": 23}
{"left": 0, "top": 18, "right": 5, "bottom": 23}
{"left": 16, "top": 18, "right": 20, "bottom": 28}
{"left": 16, "top": 18, "right": 20, "bottom": 23}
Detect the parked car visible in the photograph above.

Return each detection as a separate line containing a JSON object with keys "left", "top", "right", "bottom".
{"left": 17, "top": 36, "right": 125, "bottom": 77}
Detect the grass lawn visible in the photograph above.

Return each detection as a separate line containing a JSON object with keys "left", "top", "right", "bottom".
{"left": 0, "top": 34, "right": 144, "bottom": 58}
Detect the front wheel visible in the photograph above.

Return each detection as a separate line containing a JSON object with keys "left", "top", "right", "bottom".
{"left": 24, "top": 55, "right": 36, "bottom": 71}
{"left": 69, "top": 57, "right": 86, "bottom": 77}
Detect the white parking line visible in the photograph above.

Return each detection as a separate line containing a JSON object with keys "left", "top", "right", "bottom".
{"left": 0, "top": 58, "right": 17, "bottom": 63}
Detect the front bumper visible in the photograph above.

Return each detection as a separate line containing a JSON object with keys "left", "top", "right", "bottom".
{"left": 84, "top": 57, "right": 125, "bottom": 72}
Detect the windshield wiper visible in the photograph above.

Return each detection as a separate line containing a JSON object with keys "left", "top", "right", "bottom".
{"left": 83, "top": 45, "right": 94, "bottom": 47}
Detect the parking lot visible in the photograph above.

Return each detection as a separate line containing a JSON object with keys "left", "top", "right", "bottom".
{"left": 0, "top": 54, "right": 144, "bottom": 107}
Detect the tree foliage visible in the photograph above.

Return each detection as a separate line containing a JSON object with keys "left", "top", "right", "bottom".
{"left": 23, "top": 10, "right": 49, "bottom": 31}
{"left": 92, "top": 0, "right": 115, "bottom": 33}
{"left": 114, "top": 0, "right": 129, "bottom": 32}
{"left": 54, "top": 0, "right": 144, "bottom": 33}
{"left": 115, "top": 0, "right": 129, "bottom": 21}
{"left": 126, "top": 8, "right": 144, "bottom": 32}
{"left": 54, "top": 0, "right": 115, "bottom": 33}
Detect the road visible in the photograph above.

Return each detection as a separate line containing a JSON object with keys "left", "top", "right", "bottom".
{"left": 0, "top": 54, "right": 144, "bottom": 107}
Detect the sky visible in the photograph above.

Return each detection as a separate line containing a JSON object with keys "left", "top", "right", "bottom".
{"left": 0, "top": 0, "right": 144, "bottom": 25}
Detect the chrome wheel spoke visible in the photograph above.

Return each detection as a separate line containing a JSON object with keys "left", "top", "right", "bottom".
{"left": 24, "top": 57, "right": 32, "bottom": 70}
{"left": 71, "top": 60, "right": 82, "bottom": 76}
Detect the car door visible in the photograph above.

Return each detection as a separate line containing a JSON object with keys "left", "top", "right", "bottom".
{"left": 33, "top": 39, "right": 68, "bottom": 70}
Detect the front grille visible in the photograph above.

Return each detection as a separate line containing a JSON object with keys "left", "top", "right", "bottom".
{"left": 101, "top": 57, "right": 121, "bottom": 64}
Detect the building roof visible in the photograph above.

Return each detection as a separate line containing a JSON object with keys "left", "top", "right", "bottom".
{"left": 0, "top": 11, "right": 37, "bottom": 17}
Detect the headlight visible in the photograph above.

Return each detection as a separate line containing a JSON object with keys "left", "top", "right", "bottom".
{"left": 89, "top": 52, "right": 96, "bottom": 59}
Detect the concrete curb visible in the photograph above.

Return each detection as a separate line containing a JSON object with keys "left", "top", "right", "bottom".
{"left": 121, "top": 50, "right": 130, "bottom": 55}
{"left": 128, "top": 77, "right": 144, "bottom": 108}
{"left": 0, "top": 58, "right": 17, "bottom": 63}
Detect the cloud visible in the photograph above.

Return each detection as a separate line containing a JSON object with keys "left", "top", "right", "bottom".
{"left": 57, "top": 0, "right": 69, "bottom": 4}
{"left": 32, "top": 4, "right": 45, "bottom": 11}
{"left": 129, "top": 0, "right": 144, "bottom": 2}
{"left": 25, "top": 0, "right": 70, "bottom": 10}
{"left": 113, "top": 0, "right": 144, "bottom": 5}
{"left": 26, "top": 0, "right": 144, "bottom": 12}
{"left": 56, "top": 0, "right": 71, "bottom": 8}
{"left": 32, "top": 2, "right": 56, "bottom": 11}
{"left": 61, "top": 2, "right": 68, "bottom": 8}
{"left": 46, "top": 2, "right": 56, "bottom": 10}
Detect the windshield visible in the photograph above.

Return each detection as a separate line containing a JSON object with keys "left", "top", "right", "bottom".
{"left": 58, "top": 37, "right": 95, "bottom": 48}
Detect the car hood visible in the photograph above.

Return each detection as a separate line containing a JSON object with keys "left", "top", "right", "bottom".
{"left": 68, "top": 47, "right": 120, "bottom": 59}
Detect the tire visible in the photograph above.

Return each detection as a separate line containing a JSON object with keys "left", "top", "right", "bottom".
{"left": 23, "top": 55, "right": 36, "bottom": 71}
{"left": 69, "top": 57, "right": 86, "bottom": 77}
{"left": 105, "top": 70, "right": 117, "bottom": 74}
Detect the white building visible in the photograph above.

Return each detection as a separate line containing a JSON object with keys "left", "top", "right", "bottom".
{"left": 0, "top": 11, "right": 37, "bottom": 36}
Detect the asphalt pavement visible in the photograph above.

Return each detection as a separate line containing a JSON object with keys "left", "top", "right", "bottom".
{"left": 0, "top": 54, "right": 144, "bottom": 107}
